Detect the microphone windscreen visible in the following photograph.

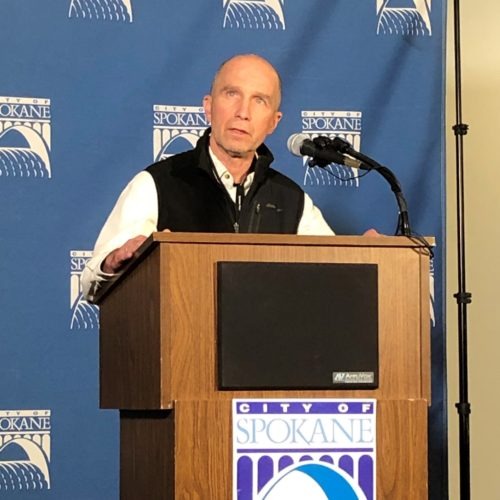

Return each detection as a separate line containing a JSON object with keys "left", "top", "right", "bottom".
{"left": 287, "top": 133, "right": 309, "bottom": 156}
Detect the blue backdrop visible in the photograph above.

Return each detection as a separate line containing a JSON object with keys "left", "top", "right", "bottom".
{"left": 0, "top": 1, "right": 446, "bottom": 498}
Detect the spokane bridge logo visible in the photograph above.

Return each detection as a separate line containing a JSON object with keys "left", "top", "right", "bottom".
{"left": 377, "top": 0, "right": 432, "bottom": 36}
{"left": 71, "top": 251, "right": 99, "bottom": 330}
{"left": 291, "top": 111, "right": 363, "bottom": 188}
{"left": 0, "top": 410, "right": 51, "bottom": 492}
{"left": 0, "top": 97, "right": 51, "bottom": 179}
{"left": 153, "top": 105, "right": 208, "bottom": 162}
{"left": 223, "top": 0, "right": 285, "bottom": 30}
{"left": 68, "top": 0, "right": 133, "bottom": 22}
{"left": 233, "top": 400, "right": 375, "bottom": 499}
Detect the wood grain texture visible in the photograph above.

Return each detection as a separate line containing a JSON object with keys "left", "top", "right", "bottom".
{"left": 100, "top": 248, "right": 166, "bottom": 409}
{"left": 120, "top": 410, "right": 175, "bottom": 500}
{"left": 377, "top": 400, "right": 428, "bottom": 499}
{"left": 175, "top": 401, "right": 232, "bottom": 500}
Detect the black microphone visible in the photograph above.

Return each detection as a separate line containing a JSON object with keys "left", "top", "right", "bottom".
{"left": 308, "top": 134, "right": 354, "bottom": 155}
{"left": 287, "top": 133, "right": 367, "bottom": 170}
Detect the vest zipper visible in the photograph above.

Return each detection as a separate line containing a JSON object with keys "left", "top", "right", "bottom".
{"left": 233, "top": 183, "right": 245, "bottom": 233}
{"left": 248, "top": 202, "right": 261, "bottom": 233}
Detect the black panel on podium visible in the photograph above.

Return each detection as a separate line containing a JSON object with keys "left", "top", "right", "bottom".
{"left": 217, "top": 262, "right": 379, "bottom": 390}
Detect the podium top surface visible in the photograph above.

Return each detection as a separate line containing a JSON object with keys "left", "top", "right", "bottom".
{"left": 146, "top": 232, "right": 435, "bottom": 248}
{"left": 94, "top": 233, "right": 434, "bottom": 304}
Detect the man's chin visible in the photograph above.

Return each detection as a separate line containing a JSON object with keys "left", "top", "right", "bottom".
{"left": 212, "top": 136, "right": 255, "bottom": 160}
{"left": 222, "top": 142, "right": 253, "bottom": 159}
{"left": 226, "top": 149, "right": 245, "bottom": 158}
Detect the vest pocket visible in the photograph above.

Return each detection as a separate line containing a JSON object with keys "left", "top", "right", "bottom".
{"left": 249, "top": 201, "right": 285, "bottom": 233}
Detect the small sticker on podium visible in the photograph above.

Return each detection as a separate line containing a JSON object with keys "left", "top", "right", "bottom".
{"left": 332, "top": 372, "right": 375, "bottom": 384}
{"left": 232, "top": 398, "right": 376, "bottom": 499}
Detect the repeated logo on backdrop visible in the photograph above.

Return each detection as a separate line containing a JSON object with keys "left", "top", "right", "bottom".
{"left": 223, "top": 0, "right": 286, "bottom": 30}
{"left": 68, "top": 0, "right": 133, "bottom": 22}
{"left": 0, "top": 97, "right": 52, "bottom": 179}
{"left": 0, "top": 410, "right": 52, "bottom": 492}
{"left": 153, "top": 105, "right": 208, "bottom": 162}
{"left": 70, "top": 251, "right": 99, "bottom": 330}
{"left": 376, "top": 0, "right": 432, "bottom": 36}
{"left": 291, "top": 110, "right": 363, "bottom": 188}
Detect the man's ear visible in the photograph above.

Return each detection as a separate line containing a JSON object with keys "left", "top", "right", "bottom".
{"left": 269, "top": 111, "right": 283, "bottom": 134}
{"left": 203, "top": 95, "right": 212, "bottom": 122}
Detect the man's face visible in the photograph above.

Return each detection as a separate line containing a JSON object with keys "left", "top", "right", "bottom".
{"left": 203, "top": 55, "right": 282, "bottom": 163}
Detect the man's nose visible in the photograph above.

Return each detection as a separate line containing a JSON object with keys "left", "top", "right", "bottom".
{"left": 235, "top": 98, "right": 251, "bottom": 120}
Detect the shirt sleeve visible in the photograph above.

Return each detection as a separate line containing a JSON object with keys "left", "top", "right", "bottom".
{"left": 297, "top": 193, "right": 335, "bottom": 236}
{"left": 81, "top": 171, "right": 158, "bottom": 302}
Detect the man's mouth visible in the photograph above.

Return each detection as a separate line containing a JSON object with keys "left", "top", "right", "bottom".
{"left": 228, "top": 127, "right": 249, "bottom": 136}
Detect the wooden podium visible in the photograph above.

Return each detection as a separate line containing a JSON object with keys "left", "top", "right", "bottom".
{"left": 96, "top": 233, "right": 432, "bottom": 499}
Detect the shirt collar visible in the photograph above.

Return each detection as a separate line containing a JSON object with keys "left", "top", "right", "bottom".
{"left": 208, "top": 147, "right": 255, "bottom": 191}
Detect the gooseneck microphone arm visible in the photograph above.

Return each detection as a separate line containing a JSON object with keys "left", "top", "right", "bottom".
{"left": 333, "top": 137, "right": 412, "bottom": 236}
{"left": 373, "top": 166, "right": 411, "bottom": 237}
{"left": 287, "top": 134, "right": 412, "bottom": 236}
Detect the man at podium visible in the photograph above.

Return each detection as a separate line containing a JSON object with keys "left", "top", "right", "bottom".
{"left": 82, "top": 53, "right": 334, "bottom": 302}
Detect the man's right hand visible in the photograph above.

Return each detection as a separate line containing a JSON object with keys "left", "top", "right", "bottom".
{"left": 101, "top": 235, "right": 147, "bottom": 274}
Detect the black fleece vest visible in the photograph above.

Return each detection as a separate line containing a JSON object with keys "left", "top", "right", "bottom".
{"left": 146, "top": 131, "right": 304, "bottom": 234}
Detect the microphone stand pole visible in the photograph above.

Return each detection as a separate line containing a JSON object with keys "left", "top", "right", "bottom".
{"left": 452, "top": 0, "right": 472, "bottom": 497}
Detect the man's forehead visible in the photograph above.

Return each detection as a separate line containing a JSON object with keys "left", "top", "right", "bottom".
{"left": 217, "top": 57, "right": 275, "bottom": 79}
{"left": 212, "top": 55, "right": 281, "bottom": 102}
